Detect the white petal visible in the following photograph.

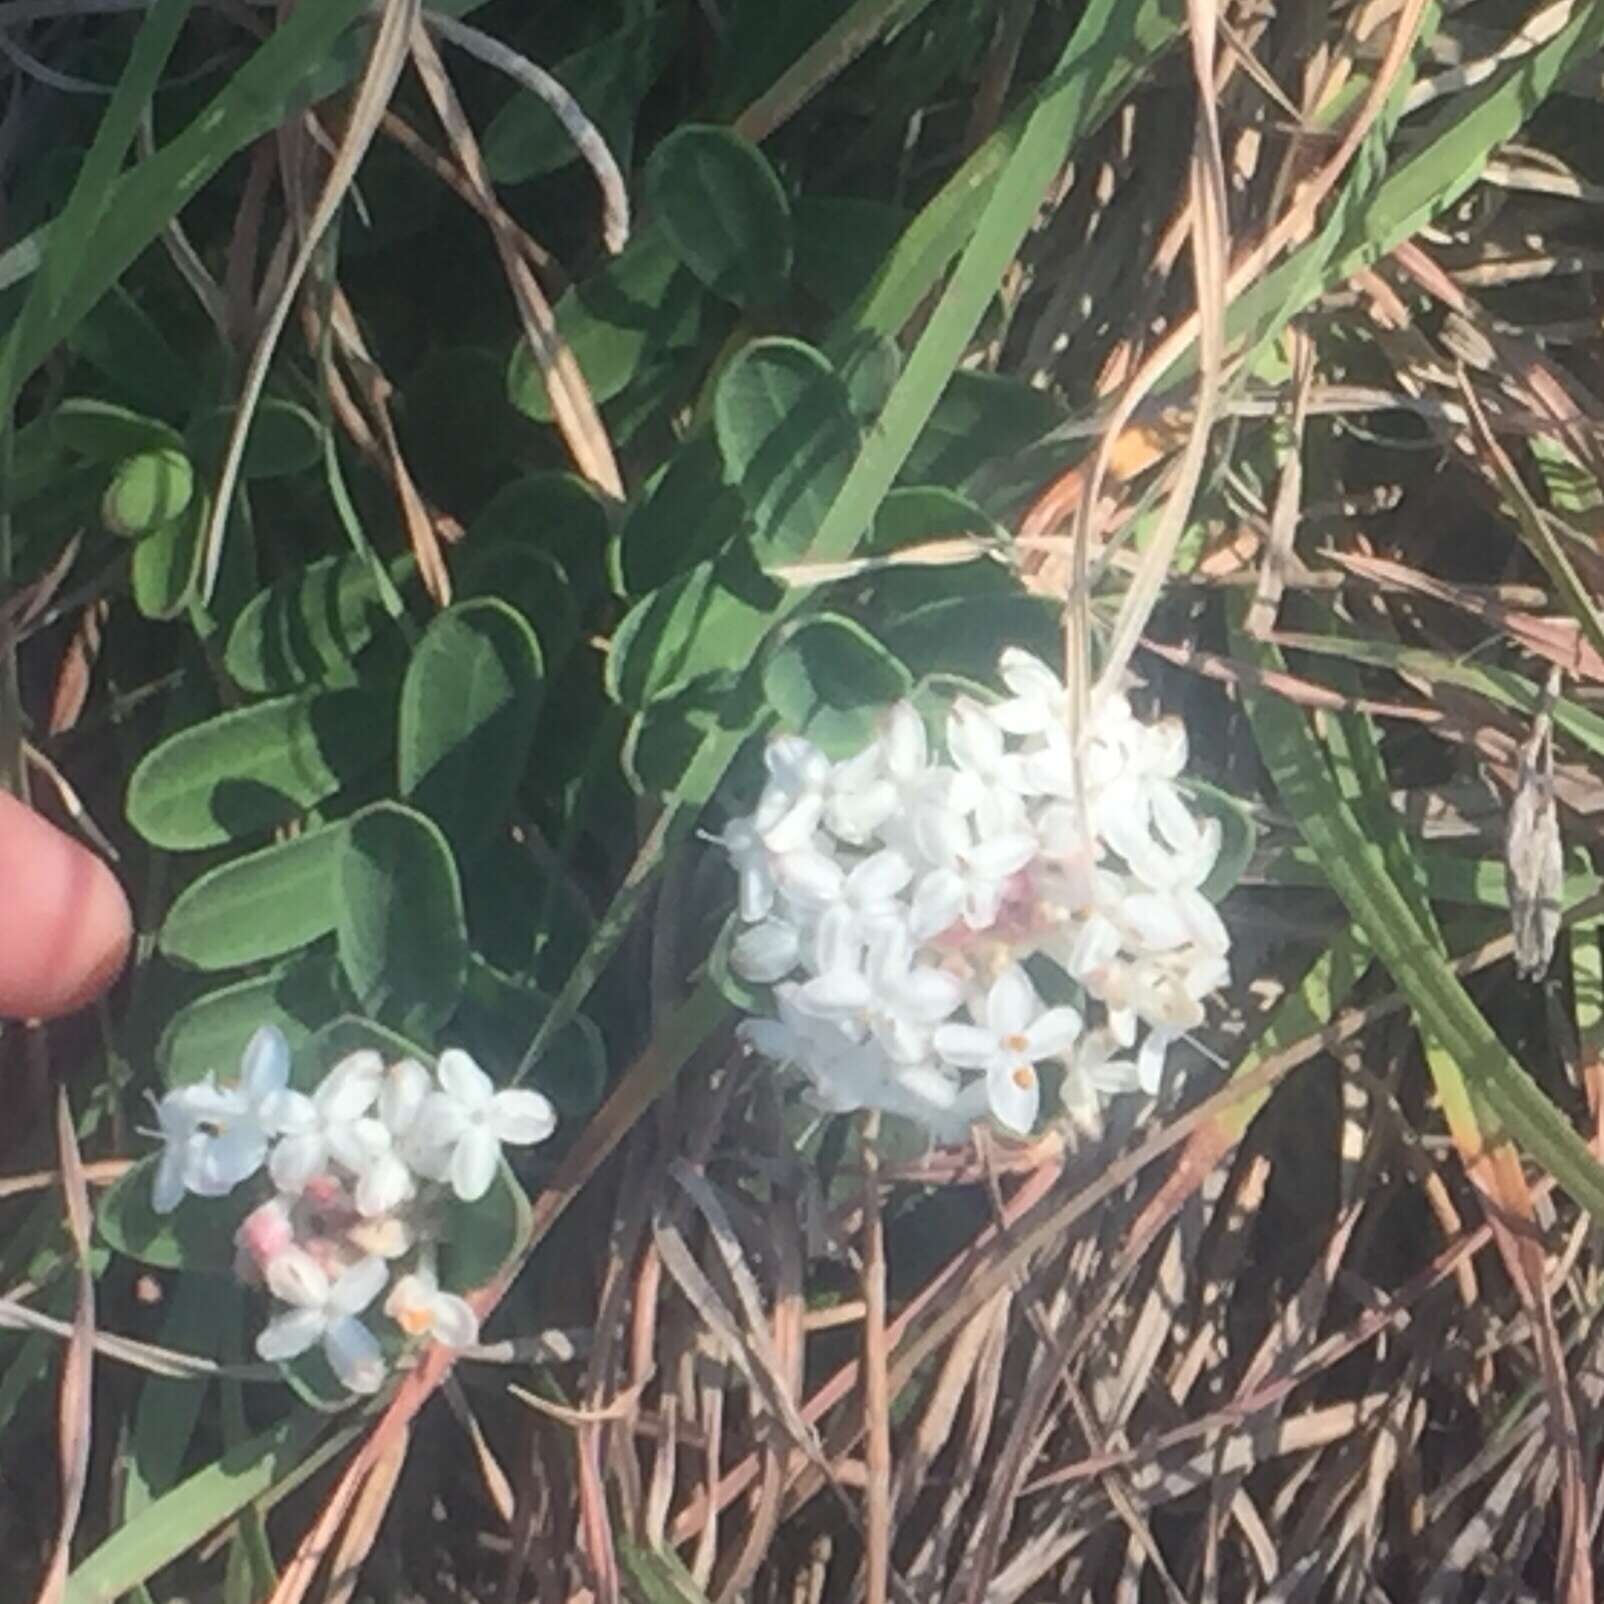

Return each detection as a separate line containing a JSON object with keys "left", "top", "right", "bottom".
{"left": 1137, "top": 1030, "right": 1173, "bottom": 1096}
{"left": 324, "top": 1316, "right": 386, "bottom": 1394}
{"left": 318, "top": 1052, "right": 383, "bottom": 1122}
{"left": 1123, "top": 893, "right": 1191, "bottom": 951}
{"left": 266, "top": 1246, "right": 330, "bottom": 1309}
{"left": 932, "top": 1023, "right": 1000, "bottom": 1070}
{"left": 327, "top": 1116, "right": 390, "bottom": 1176}
{"left": 731, "top": 919, "right": 801, "bottom": 983}
{"left": 256, "top": 1307, "right": 327, "bottom": 1364}
{"left": 762, "top": 792, "right": 825, "bottom": 854}
{"left": 152, "top": 1145, "right": 188, "bottom": 1214}
{"left": 195, "top": 1125, "right": 268, "bottom": 1192}
{"left": 773, "top": 848, "right": 844, "bottom": 907}
{"left": 848, "top": 848, "right": 912, "bottom": 906}
{"left": 355, "top": 1151, "right": 413, "bottom": 1218}
{"left": 1066, "top": 914, "right": 1122, "bottom": 980}
{"left": 1178, "top": 888, "right": 1230, "bottom": 955}
{"left": 765, "top": 735, "right": 828, "bottom": 793}
{"left": 895, "top": 969, "right": 965, "bottom": 1024}
{"left": 1022, "top": 1005, "right": 1082, "bottom": 1060}
{"left": 1185, "top": 951, "right": 1231, "bottom": 1000}
{"left": 882, "top": 702, "right": 927, "bottom": 779}
{"left": 964, "top": 833, "right": 1037, "bottom": 879}
{"left": 269, "top": 1131, "right": 326, "bottom": 1194}
{"left": 826, "top": 777, "right": 897, "bottom": 843}
{"left": 381, "top": 1059, "right": 431, "bottom": 1136}
{"left": 809, "top": 904, "right": 863, "bottom": 977}
{"left": 426, "top": 1291, "right": 480, "bottom": 1349}
{"left": 738, "top": 862, "right": 776, "bottom": 924}
{"left": 998, "top": 648, "right": 1062, "bottom": 707}
{"left": 451, "top": 1126, "right": 500, "bottom": 1202}
{"left": 910, "top": 870, "right": 964, "bottom": 940}
{"left": 912, "top": 797, "right": 969, "bottom": 867}
{"left": 988, "top": 1061, "right": 1040, "bottom": 1134}
{"left": 420, "top": 1090, "right": 470, "bottom": 1145}
{"left": 796, "top": 969, "right": 872, "bottom": 1016}
{"left": 329, "top": 1255, "right": 388, "bottom": 1317}
{"left": 260, "top": 1086, "right": 316, "bottom": 1137}
{"left": 240, "top": 1025, "right": 291, "bottom": 1101}
{"left": 948, "top": 700, "right": 1005, "bottom": 776}
{"left": 491, "top": 1089, "right": 557, "bottom": 1146}
{"left": 985, "top": 966, "right": 1038, "bottom": 1036}
{"left": 1149, "top": 782, "right": 1200, "bottom": 854}
{"left": 436, "top": 1048, "right": 493, "bottom": 1111}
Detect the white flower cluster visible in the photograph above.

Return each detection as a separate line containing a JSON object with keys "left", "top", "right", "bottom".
{"left": 721, "top": 649, "right": 1231, "bottom": 1140}
{"left": 150, "top": 1029, "right": 555, "bottom": 1393}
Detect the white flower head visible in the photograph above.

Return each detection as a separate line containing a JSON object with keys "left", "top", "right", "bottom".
{"left": 718, "top": 648, "right": 1232, "bottom": 1139}
{"left": 256, "top": 1249, "right": 388, "bottom": 1394}
{"left": 151, "top": 1025, "right": 289, "bottom": 1214}
{"left": 413, "top": 1049, "right": 557, "bottom": 1203}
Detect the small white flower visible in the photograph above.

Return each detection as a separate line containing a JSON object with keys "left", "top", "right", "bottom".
{"left": 414, "top": 1049, "right": 557, "bottom": 1203}
{"left": 730, "top": 917, "right": 802, "bottom": 983}
{"left": 151, "top": 1025, "right": 289, "bottom": 1214}
{"left": 385, "top": 1265, "right": 479, "bottom": 1349}
{"left": 910, "top": 832, "right": 1037, "bottom": 939}
{"left": 933, "top": 965, "right": 1082, "bottom": 1134}
{"left": 256, "top": 1249, "right": 388, "bottom": 1394}
{"left": 262, "top": 1049, "right": 388, "bottom": 1204}
{"left": 793, "top": 920, "right": 964, "bottom": 1064}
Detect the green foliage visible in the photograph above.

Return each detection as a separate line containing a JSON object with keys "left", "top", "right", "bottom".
{"left": 398, "top": 599, "right": 545, "bottom": 860}
{"left": 646, "top": 126, "right": 794, "bottom": 308}
{"left": 336, "top": 803, "right": 469, "bottom": 1038}
{"left": 126, "top": 689, "right": 393, "bottom": 849}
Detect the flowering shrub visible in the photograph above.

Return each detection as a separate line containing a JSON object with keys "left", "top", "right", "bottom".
{"left": 721, "top": 649, "right": 1232, "bottom": 1139}
{"left": 149, "top": 1028, "right": 555, "bottom": 1393}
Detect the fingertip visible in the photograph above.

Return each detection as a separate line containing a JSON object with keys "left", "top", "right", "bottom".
{"left": 0, "top": 790, "right": 133, "bottom": 1022}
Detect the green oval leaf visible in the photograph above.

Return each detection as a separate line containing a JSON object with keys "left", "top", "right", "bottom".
{"left": 398, "top": 599, "right": 545, "bottom": 860}
{"left": 158, "top": 824, "right": 348, "bottom": 970}
{"left": 127, "top": 688, "right": 393, "bottom": 850}
{"left": 508, "top": 226, "right": 700, "bottom": 423}
{"left": 871, "top": 485, "right": 1007, "bottom": 552}
{"left": 457, "top": 956, "right": 606, "bottom": 1119}
{"left": 439, "top": 1158, "right": 529, "bottom": 1295}
{"left": 225, "top": 554, "right": 399, "bottom": 693}
{"left": 50, "top": 397, "right": 184, "bottom": 460}
{"left": 188, "top": 397, "right": 323, "bottom": 478}
{"left": 713, "top": 337, "right": 858, "bottom": 561}
{"left": 607, "top": 552, "right": 780, "bottom": 710}
{"left": 615, "top": 438, "right": 743, "bottom": 596}
{"left": 335, "top": 803, "right": 468, "bottom": 1039}
{"left": 762, "top": 614, "right": 911, "bottom": 756}
{"left": 97, "top": 1154, "right": 256, "bottom": 1271}
{"left": 129, "top": 488, "right": 207, "bottom": 620}
{"left": 101, "top": 447, "right": 194, "bottom": 538}
{"left": 158, "top": 959, "right": 338, "bottom": 1087}
{"left": 645, "top": 125, "right": 792, "bottom": 308}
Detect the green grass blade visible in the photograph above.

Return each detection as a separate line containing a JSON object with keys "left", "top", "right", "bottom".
{"left": 0, "top": 0, "right": 371, "bottom": 415}
{"left": 64, "top": 1411, "right": 330, "bottom": 1603}
{"left": 847, "top": 0, "right": 1183, "bottom": 342}
{"left": 1237, "top": 621, "right": 1604, "bottom": 1222}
